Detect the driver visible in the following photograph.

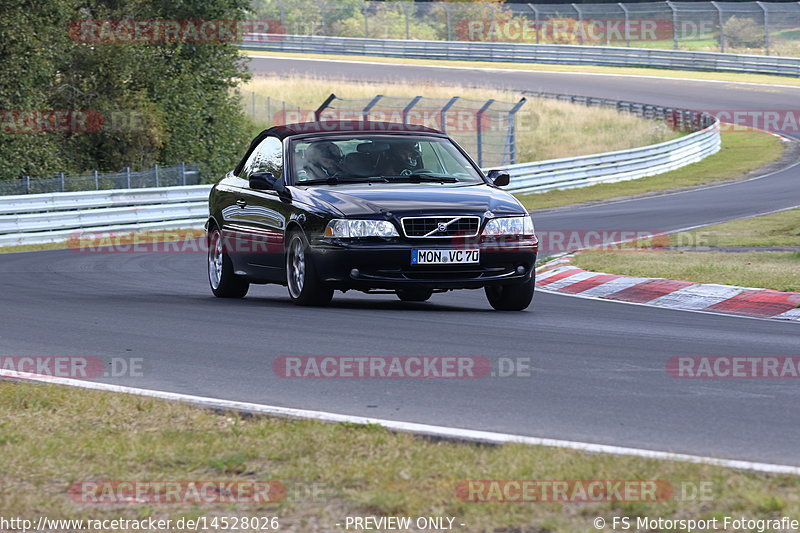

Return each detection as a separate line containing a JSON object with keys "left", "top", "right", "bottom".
{"left": 382, "top": 141, "right": 422, "bottom": 175}
{"left": 303, "top": 141, "right": 344, "bottom": 179}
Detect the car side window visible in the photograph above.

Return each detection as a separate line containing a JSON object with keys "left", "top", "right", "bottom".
{"left": 241, "top": 136, "right": 283, "bottom": 179}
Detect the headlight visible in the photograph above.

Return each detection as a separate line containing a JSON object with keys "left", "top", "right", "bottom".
{"left": 324, "top": 219, "right": 399, "bottom": 238}
{"left": 482, "top": 216, "right": 535, "bottom": 236}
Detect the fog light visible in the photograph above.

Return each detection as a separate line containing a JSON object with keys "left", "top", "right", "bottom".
{"left": 350, "top": 268, "right": 360, "bottom": 279}
{"left": 516, "top": 266, "right": 526, "bottom": 275}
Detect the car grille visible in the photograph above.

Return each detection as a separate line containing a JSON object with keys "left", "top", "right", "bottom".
{"left": 401, "top": 216, "right": 480, "bottom": 238}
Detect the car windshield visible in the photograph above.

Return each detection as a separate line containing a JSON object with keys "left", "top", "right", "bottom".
{"left": 291, "top": 135, "right": 485, "bottom": 186}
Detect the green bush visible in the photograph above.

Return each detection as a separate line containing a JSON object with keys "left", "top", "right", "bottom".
{"left": 0, "top": 0, "right": 252, "bottom": 182}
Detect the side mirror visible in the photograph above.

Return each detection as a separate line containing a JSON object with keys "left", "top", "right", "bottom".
{"left": 249, "top": 171, "right": 277, "bottom": 190}
{"left": 487, "top": 169, "right": 510, "bottom": 187}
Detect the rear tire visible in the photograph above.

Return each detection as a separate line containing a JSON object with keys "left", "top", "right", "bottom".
{"left": 208, "top": 227, "right": 249, "bottom": 298}
{"left": 286, "top": 231, "right": 334, "bottom": 306}
{"left": 485, "top": 275, "right": 535, "bottom": 311}
{"left": 396, "top": 289, "right": 433, "bottom": 302}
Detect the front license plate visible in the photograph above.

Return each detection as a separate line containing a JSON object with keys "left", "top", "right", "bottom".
{"left": 411, "top": 249, "right": 480, "bottom": 265}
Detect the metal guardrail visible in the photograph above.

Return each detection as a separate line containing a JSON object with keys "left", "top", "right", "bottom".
{"left": 0, "top": 186, "right": 211, "bottom": 247}
{"left": 498, "top": 123, "right": 720, "bottom": 194}
{"left": 497, "top": 92, "right": 721, "bottom": 193}
{"left": 0, "top": 93, "right": 721, "bottom": 247}
{"left": 241, "top": 34, "right": 800, "bottom": 77}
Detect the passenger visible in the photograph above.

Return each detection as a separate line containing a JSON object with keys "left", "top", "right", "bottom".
{"left": 303, "top": 141, "right": 344, "bottom": 179}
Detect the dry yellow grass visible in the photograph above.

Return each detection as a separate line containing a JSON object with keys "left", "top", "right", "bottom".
{"left": 240, "top": 75, "right": 677, "bottom": 162}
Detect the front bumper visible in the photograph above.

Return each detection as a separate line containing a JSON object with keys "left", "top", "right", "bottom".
{"left": 310, "top": 237, "right": 538, "bottom": 291}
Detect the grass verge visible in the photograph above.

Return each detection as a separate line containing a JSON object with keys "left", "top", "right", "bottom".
{"left": 2, "top": 379, "right": 800, "bottom": 532}
{"left": 518, "top": 130, "right": 786, "bottom": 211}
{"left": 571, "top": 208, "right": 800, "bottom": 292}
{"left": 241, "top": 75, "right": 676, "bottom": 162}
{"left": 243, "top": 50, "right": 800, "bottom": 88}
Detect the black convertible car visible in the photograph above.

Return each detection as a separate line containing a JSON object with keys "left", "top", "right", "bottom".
{"left": 206, "top": 121, "right": 538, "bottom": 310}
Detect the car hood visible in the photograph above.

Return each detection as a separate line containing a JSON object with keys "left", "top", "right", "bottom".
{"left": 294, "top": 183, "right": 527, "bottom": 218}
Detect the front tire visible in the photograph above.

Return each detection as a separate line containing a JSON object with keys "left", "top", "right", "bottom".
{"left": 485, "top": 275, "right": 535, "bottom": 311}
{"left": 208, "top": 227, "right": 249, "bottom": 298}
{"left": 286, "top": 231, "right": 333, "bottom": 306}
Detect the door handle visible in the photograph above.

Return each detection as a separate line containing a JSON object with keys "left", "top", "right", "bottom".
{"left": 235, "top": 199, "right": 247, "bottom": 208}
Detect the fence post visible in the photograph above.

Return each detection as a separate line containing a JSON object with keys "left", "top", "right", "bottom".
{"left": 403, "top": 2, "right": 410, "bottom": 40}
{"left": 154, "top": 164, "right": 159, "bottom": 187}
{"left": 362, "top": 94, "right": 383, "bottom": 121}
{"left": 23, "top": 175, "right": 30, "bottom": 194}
{"left": 666, "top": 1, "right": 679, "bottom": 50}
{"left": 619, "top": 3, "right": 630, "bottom": 47}
{"left": 444, "top": 2, "right": 452, "bottom": 41}
{"left": 757, "top": 1, "right": 769, "bottom": 55}
{"left": 59, "top": 172, "right": 65, "bottom": 192}
{"left": 506, "top": 98, "right": 527, "bottom": 165}
{"left": 180, "top": 162, "right": 186, "bottom": 186}
{"left": 476, "top": 99, "right": 495, "bottom": 168}
{"left": 94, "top": 170, "right": 99, "bottom": 190}
{"left": 315, "top": 93, "right": 338, "bottom": 121}
{"left": 711, "top": 1, "right": 724, "bottom": 53}
{"left": 572, "top": 4, "right": 583, "bottom": 45}
{"left": 125, "top": 167, "right": 131, "bottom": 188}
{"left": 527, "top": 3, "right": 540, "bottom": 44}
{"left": 439, "top": 96, "right": 459, "bottom": 134}
{"left": 363, "top": 0, "right": 369, "bottom": 38}
{"left": 402, "top": 96, "right": 423, "bottom": 125}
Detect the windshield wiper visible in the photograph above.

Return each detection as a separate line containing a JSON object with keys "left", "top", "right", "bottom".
{"left": 298, "top": 176, "right": 389, "bottom": 185}
{"left": 383, "top": 174, "right": 458, "bottom": 183}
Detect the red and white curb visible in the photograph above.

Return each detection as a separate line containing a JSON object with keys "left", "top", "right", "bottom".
{"left": 536, "top": 255, "right": 800, "bottom": 321}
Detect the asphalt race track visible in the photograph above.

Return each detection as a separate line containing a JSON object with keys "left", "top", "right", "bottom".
{"left": 2, "top": 57, "right": 799, "bottom": 466}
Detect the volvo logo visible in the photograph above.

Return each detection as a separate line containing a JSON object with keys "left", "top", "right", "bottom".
{"left": 437, "top": 222, "right": 448, "bottom": 232}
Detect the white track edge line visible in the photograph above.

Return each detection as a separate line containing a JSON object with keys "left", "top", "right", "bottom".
{"left": 246, "top": 54, "right": 800, "bottom": 90}
{"left": 4, "top": 369, "right": 800, "bottom": 475}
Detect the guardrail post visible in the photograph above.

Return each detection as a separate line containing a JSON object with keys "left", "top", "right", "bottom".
{"left": 711, "top": 1, "right": 724, "bottom": 53}
{"left": 59, "top": 172, "right": 65, "bottom": 192}
{"left": 93, "top": 170, "right": 99, "bottom": 190}
{"left": 476, "top": 99, "right": 495, "bottom": 168}
{"left": 757, "top": 1, "right": 769, "bottom": 55}
{"left": 125, "top": 167, "right": 131, "bottom": 188}
{"left": 527, "top": 3, "right": 540, "bottom": 44}
{"left": 571, "top": 4, "right": 583, "bottom": 45}
{"left": 402, "top": 96, "right": 422, "bottom": 125}
{"left": 439, "top": 96, "right": 459, "bottom": 134}
{"left": 179, "top": 162, "right": 186, "bottom": 186}
{"left": 154, "top": 164, "right": 159, "bottom": 187}
{"left": 666, "top": 1, "right": 679, "bottom": 50}
{"left": 23, "top": 175, "right": 30, "bottom": 194}
{"left": 619, "top": 3, "right": 630, "bottom": 47}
